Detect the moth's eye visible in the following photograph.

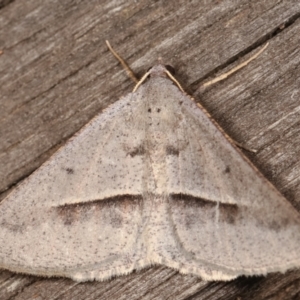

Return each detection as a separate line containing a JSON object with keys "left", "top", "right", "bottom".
{"left": 165, "top": 65, "right": 175, "bottom": 75}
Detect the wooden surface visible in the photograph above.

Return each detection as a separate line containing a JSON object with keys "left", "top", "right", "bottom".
{"left": 0, "top": 0, "right": 300, "bottom": 299}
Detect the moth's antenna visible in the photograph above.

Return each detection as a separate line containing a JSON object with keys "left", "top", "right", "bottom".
{"left": 132, "top": 71, "right": 151, "bottom": 92}
{"left": 106, "top": 40, "right": 139, "bottom": 83}
{"left": 165, "top": 69, "right": 185, "bottom": 93}
{"left": 201, "top": 43, "right": 269, "bottom": 89}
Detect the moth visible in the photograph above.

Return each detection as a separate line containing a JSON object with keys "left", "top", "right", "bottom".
{"left": 0, "top": 42, "right": 299, "bottom": 282}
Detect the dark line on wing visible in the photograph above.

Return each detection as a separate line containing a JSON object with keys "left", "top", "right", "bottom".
{"left": 171, "top": 193, "right": 239, "bottom": 224}
{"left": 54, "top": 194, "right": 143, "bottom": 226}
{"left": 55, "top": 194, "right": 143, "bottom": 209}
{"left": 166, "top": 146, "right": 180, "bottom": 156}
{"left": 128, "top": 146, "right": 146, "bottom": 157}
{"left": 171, "top": 193, "right": 237, "bottom": 208}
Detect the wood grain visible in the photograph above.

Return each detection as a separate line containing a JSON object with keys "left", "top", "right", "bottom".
{"left": 0, "top": 0, "right": 299, "bottom": 299}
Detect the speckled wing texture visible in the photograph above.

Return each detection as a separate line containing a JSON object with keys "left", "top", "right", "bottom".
{"left": 0, "top": 65, "right": 300, "bottom": 282}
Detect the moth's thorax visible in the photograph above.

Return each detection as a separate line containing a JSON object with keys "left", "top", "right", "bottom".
{"left": 136, "top": 76, "right": 184, "bottom": 194}
{"left": 141, "top": 77, "right": 183, "bottom": 148}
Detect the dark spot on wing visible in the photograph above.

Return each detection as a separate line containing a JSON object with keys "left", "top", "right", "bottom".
{"left": 224, "top": 166, "right": 231, "bottom": 174}
{"left": 128, "top": 145, "right": 146, "bottom": 157}
{"left": 219, "top": 203, "right": 238, "bottom": 224}
{"left": 255, "top": 212, "right": 299, "bottom": 231}
{"left": 166, "top": 146, "right": 180, "bottom": 156}
{"left": 66, "top": 168, "right": 74, "bottom": 174}
{"left": 0, "top": 221, "right": 24, "bottom": 233}
{"left": 267, "top": 221, "right": 281, "bottom": 232}
{"left": 147, "top": 107, "right": 161, "bottom": 113}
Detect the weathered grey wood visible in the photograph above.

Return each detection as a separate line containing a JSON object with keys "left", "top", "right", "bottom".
{"left": 0, "top": 0, "right": 299, "bottom": 299}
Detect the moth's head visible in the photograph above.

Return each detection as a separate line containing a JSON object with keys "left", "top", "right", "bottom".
{"left": 147, "top": 63, "right": 175, "bottom": 78}
{"left": 132, "top": 62, "right": 181, "bottom": 93}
